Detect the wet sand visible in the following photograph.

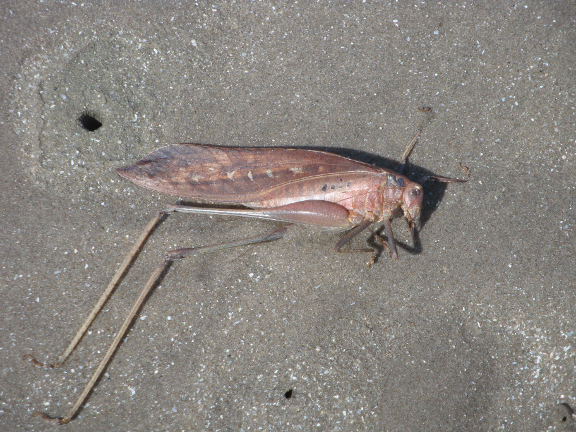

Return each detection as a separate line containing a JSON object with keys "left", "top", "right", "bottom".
{"left": 1, "top": 2, "right": 575, "bottom": 430}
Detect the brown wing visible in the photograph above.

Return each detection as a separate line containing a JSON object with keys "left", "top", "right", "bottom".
{"left": 117, "top": 144, "right": 385, "bottom": 203}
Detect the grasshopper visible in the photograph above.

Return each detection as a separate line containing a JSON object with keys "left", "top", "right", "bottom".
{"left": 26, "top": 129, "right": 468, "bottom": 424}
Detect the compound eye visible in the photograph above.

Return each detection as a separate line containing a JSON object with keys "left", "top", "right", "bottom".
{"left": 409, "top": 188, "right": 422, "bottom": 198}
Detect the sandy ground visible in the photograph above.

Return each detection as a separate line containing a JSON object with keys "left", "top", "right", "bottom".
{"left": 1, "top": 1, "right": 575, "bottom": 431}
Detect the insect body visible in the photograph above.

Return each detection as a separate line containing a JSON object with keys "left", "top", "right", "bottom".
{"left": 118, "top": 144, "right": 427, "bottom": 258}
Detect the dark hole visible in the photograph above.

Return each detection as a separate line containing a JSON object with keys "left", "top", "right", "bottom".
{"left": 284, "top": 389, "right": 293, "bottom": 399}
{"left": 78, "top": 112, "right": 103, "bottom": 131}
{"left": 563, "top": 416, "right": 567, "bottom": 422}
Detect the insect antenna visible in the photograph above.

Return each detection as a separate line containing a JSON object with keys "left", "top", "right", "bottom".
{"left": 395, "top": 130, "right": 421, "bottom": 174}
{"left": 416, "top": 163, "right": 470, "bottom": 184}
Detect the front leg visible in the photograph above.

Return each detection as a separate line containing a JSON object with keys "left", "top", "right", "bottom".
{"left": 382, "top": 218, "right": 398, "bottom": 260}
